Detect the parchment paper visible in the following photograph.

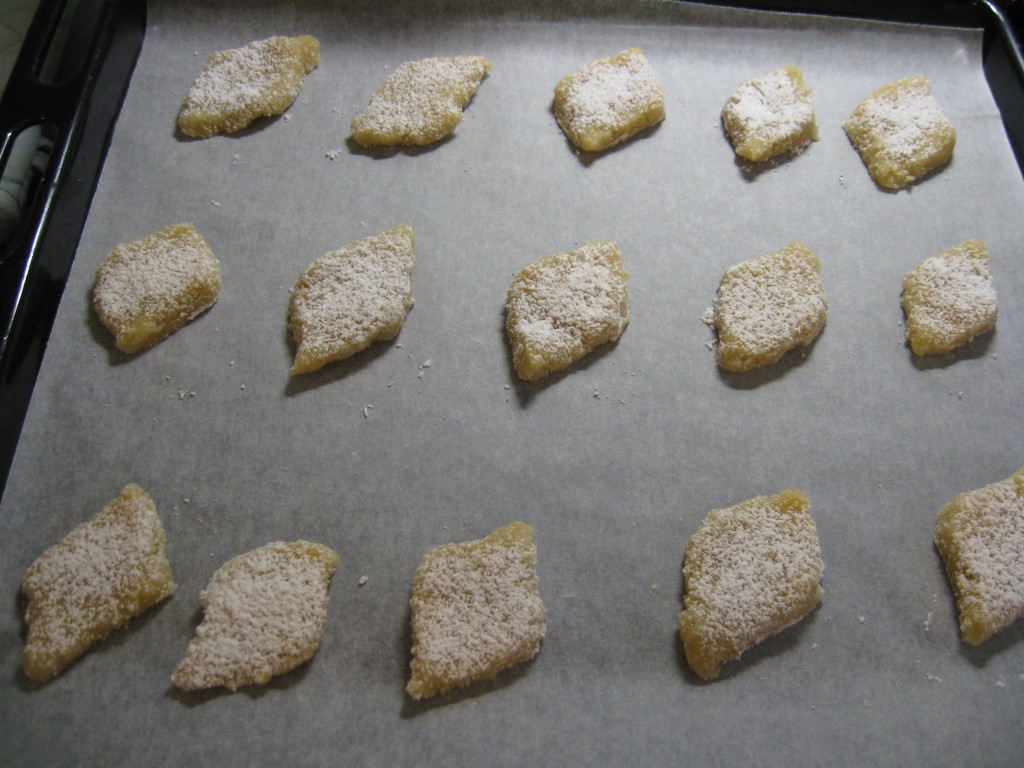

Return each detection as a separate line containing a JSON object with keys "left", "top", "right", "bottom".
{"left": 2, "top": 1, "right": 1022, "bottom": 765}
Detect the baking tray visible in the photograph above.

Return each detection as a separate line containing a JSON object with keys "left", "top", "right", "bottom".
{"left": 1, "top": 1, "right": 1022, "bottom": 766}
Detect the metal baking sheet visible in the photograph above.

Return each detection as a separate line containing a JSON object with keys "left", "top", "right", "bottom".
{"left": 2, "top": 0, "right": 1022, "bottom": 765}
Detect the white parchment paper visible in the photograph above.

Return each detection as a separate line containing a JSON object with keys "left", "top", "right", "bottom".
{"left": 2, "top": 1, "right": 1022, "bottom": 765}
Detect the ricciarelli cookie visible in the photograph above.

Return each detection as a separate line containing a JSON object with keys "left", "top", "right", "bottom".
{"left": 172, "top": 541, "right": 339, "bottom": 691}
{"left": 350, "top": 56, "right": 491, "bottom": 147}
{"left": 843, "top": 75, "right": 956, "bottom": 189}
{"left": 407, "top": 522, "right": 546, "bottom": 699}
{"left": 178, "top": 35, "right": 320, "bottom": 138}
{"left": 506, "top": 241, "right": 629, "bottom": 381}
{"left": 679, "top": 489, "right": 824, "bottom": 680}
{"left": 901, "top": 240, "right": 997, "bottom": 356}
{"left": 93, "top": 223, "right": 221, "bottom": 354}
{"left": 935, "top": 467, "right": 1024, "bottom": 645}
{"left": 288, "top": 225, "right": 415, "bottom": 375}
{"left": 553, "top": 47, "right": 665, "bottom": 152}
{"left": 21, "top": 484, "right": 176, "bottom": 682}
{"left": 712, "top": 241, "right": 827, "bottom": 372}
{"left": 721, "top": 66, "right": 818, "bottom": 163}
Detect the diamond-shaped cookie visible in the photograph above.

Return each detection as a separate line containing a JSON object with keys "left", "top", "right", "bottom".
{"left": 21, "top": 484, "right": 176, "bottom": 681}
{"left": 350, "top": 56, "right": 491, "bottom": 147}
{"left": 553, "top": 47, "right": 665, "bottom": 152}
{"left": 678, "top": 489, "right": 824, "bottom": 680}
{"left": 288, "top": 225, "right": 415, "bottom": 375}
{"left": 935, "top": 467, "right": 1024, "bottom": 645}
{"left": 93, "top": 223, "right": 221, "bottom": 354}
{"left": 506, "top": 241, "right": 629, "bottom": 381}
{"left": 407, "top": 522, "right": 546, "bottom": 699}
{"left": 172, "top": 541, "right": 338, "bottom": 691}
{"left": 712, "top": 241, "right": 827, "bottom": 372}
{"left": 902, "top": 240, "right": 997, "bottom": 356}
{"left": 178, "top": 35, "right": 320, "bottom": 138}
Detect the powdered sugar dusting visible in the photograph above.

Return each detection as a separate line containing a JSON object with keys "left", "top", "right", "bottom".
{"left": 407, "top": 522, "right": 545, "bottom": 699}
{"left": 172, "top": 541, "right": 338, "bottom": 691}
{"left": 722, "top": 66, "right": 817, "bottom": 162}
{"left": 935, "top": 468, "right": 1024, "bottom": 645}
{"left": 21, "top": 484, "right": 176, "bottom": 682}
{"left": 178, "top": 35, "right": 320, "bottom": 138}
{"left": 350, "top": 56, "right": 490, "bottom": 147}
{"left": 506, "top": 241, "right": 629, "bottom": 381}
{"left": 843, "top": 75, "right": 956, "bottom": 189}
{"left": 288, "top": 225, "right": 415, "bottom": 375}
{"left": 713, "top": 241, "right": 827, "bottom": 372}
{"left": 93, "top": 223, "right": 221, "bottom": 354}
{"left": 554, "top": 47, "right": 665, "bottom": 152}
{"left": 678, "top": 490, "right": 824, "bottom": 680}
{"left": 902, "top": 240, "right": 997, "bottom": 356}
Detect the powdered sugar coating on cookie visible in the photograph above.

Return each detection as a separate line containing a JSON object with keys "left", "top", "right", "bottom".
{"left": 712, "top": 241, "right": 827, "bottom": 373}
{"left": 350, "top": 56, "right": 491, "bottom": 147}
{"left": 843, "top": 75, "right": 956, "bottom": 189}
{"left": 678, "top": 489, "right": 824, "bottom": 680}
{"left": 178, "top": 35, "right": 320, "bottom": 138}
{"left": 722, "top": 65, "right": 818, "bottom": 163}
{"left": 288, "top": 225, "right": 415, "bottom": 375}
{"left": 506, "top": 241, "right": 629, "bottom": 382}
{"left": 172, "top": 541, "right": 338, "bottom": 691}
{"left": 93, "top": 223, "right": 221, "bottom": 354}
{"left": 407, "top": 522, "right": 545, "bottom": 700}
{"left": 935, "top": 468, "right": 1024, "bottom": 645}
{"left": 554, "top": 47, "right": 665, "bottom": 152}
{"left": 902, "top": 240, "right": 997, "bottom": 356}
{"left": 21, "top": 484, "right": 176, "bottom": 682}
